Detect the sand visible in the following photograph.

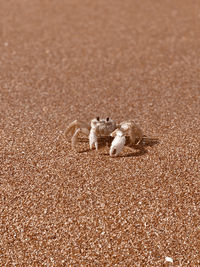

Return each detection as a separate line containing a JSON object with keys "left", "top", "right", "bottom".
{"left": 0, "top": 0, "right": 199, "bottom": 265}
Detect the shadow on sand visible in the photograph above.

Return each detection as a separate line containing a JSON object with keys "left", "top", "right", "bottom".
{"left": 78, "top": 136, "right": 159, "bottom": 157}
{"left": 120, "top": 136, "right": 160, "bottom": 158}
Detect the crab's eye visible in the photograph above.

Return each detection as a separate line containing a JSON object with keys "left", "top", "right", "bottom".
{"left": 106, "top": 117, "right": 109, "bottom": 121}
{"left": 96, "top": 116, "right": 100, "bottom": 121}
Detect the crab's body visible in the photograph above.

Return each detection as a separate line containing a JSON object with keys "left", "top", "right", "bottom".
{"left": 65, "top": 117, "right": 143, "bottom": 156}
{"left": 90, "top": 117, "right": 117, "bottom": 136}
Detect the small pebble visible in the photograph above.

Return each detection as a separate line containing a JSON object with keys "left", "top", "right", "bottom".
{"left": 165, "top": 256, "right": 173, "bottom": 263}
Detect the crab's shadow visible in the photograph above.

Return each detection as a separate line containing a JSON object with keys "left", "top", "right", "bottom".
{"left": 122, "top": 136, "right": 159, "bottom": 157}
{"left": 101, "top": 147, "right": 148, "bottom": 158}
{"left": 78, "top": 136, "right": 159, "bottom": 156}
{"left": 140, "top": 136, "right": 160, "bottom": 147}
{"left": 120, "top": 147, "right": 147, "bottom": 158}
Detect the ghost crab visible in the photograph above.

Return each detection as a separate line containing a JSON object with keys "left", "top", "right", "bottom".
{"left": 65, "top": 117, "right": 143, "bottom": 156}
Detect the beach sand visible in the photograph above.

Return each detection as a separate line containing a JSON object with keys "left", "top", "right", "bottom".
{"left": 0, "top": 0, "right": 199, "bottom": 265}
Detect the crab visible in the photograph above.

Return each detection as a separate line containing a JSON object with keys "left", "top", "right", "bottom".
{"left": 65, "top": 117, "right": 143, "bottom": 156}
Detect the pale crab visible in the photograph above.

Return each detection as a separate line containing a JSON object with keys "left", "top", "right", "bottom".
{"left": 65, "top": 117, "right": 143, "bottom": 156}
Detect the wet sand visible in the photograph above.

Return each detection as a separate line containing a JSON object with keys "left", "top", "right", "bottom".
{"left": 0, "top": 0, "right": 199, "bottom": 265}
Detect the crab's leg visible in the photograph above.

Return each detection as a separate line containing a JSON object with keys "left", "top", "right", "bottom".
{"left": 129, "top": 132, "right": 136, "bottom": 145}
{"left": 89, "top": 128, "right": 98, "bottom": 150}
{"left": 65, "top": 119, "right": 90, "bottom": 148}
{"left": 71, "top": 128, "right": 80, "bottom": 148}
{"left": 71, "top": 127, "right": 90, "bottom": 149}
{"left": 129, "top": 125, "right": 143, "bottom": 145}
{"left": 135, "top": 129, "right": 143, "bottom": 145}
{"left": 120, "top": 121, "right": 143, "bottom": 145}
{"left": 65, "top": 120, "right": 90, "bottom": 137}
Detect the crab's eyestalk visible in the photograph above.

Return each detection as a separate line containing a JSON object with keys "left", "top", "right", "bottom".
{"left": 106, "top": 117, "right": 109, "bottom": 121}
{"left": 96, "top": 116, "right": 100, "bottom": 121}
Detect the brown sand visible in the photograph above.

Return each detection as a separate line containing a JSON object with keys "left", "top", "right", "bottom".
{"left": 0, "top": 0, "right": 199, "bottom": 265}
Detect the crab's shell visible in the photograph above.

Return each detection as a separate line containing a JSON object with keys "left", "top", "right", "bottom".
{"left": 91, "top": 118, "right": 117, "bottom": 136}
